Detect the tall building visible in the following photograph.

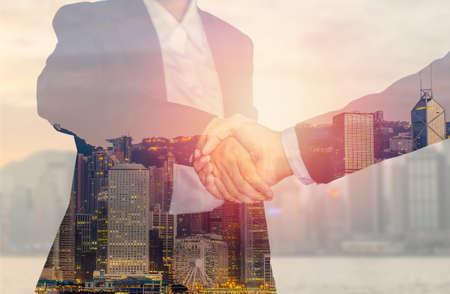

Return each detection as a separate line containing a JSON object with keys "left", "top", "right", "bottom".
{"left": 150, "top": 204, "right": 176, "bottom": 283}
{"left": 446, "top": 122, "right": 450, "bottom": 139}
{"left": 149, "top": 229, "right": 163, "bottom": 272}
{"left": 87, "top": 150, "right": 115, "bottom": 272}
{"left": 40, "top": 231, "right": 61, "bottom": 281}
{"left": 148, "top": 153, "right": 174, "bottom": 212}
{"left": 263, "top": 254, "right": 275, "bottom": 290}
{"left": 405, "top": 150, "right": 447, "bottom": 232}
{"left": 95, "top": 187, "right": 109, "bottom": 272}
{"left": 87, "top": 149, "right": 114, "bottom": 213}
{"left": 333, "top": 112, "right": 375, "bottom": 177}
{"left": 75, "top": 213, "right": 96, "bottom": 281}
{"left": 177, "top": 213, "right": 208, "bottom": 237}
{"left": 58, "top": 185, "right": 76, "bottom": 281}
{"left": 208, "top": 207, "right": 224, "bottom": 236}
{"left": 221, "top": 203, "right": 241, "bottom": 283}
{"left": 174, "top": 234, "right": 228, "bottom": 288}
{"left": 373, "top": 110, "right": 384, "bottom": 160}
{"left": 106, "top": 136, "right": 133, "bottom": 162}
{"left": 107, "top": 163, "right": 149, "bottom": 278}
{"left": 389, "top": 132, "right": 413, "bottom": 154}
{"left": 74, "top": 154, "right": 88, "bottom": 213}
{"left": 240, "top": 203, "right": 271, "bottom": 287}
{"left": 411, "top": 89, "right": 446, "bottom": 150}
{"left": 347, "top": 166, "right": 382, "bottom": 237}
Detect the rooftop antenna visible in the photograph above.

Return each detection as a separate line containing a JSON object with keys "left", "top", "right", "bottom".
{"left": 430, "top": 63, "right": 433, "bottom": 97}
{"left": 419, "top": 70, "right": 422, "bottom": 93}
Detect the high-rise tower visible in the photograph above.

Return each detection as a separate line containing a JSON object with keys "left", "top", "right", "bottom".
{"left": 107, "top": 163, "right": 149, "bottom": 278}
{"left": 411, "top": 70, "right": 446, "bottom": 150}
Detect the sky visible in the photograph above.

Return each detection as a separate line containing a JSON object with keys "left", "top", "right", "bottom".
{"left": 1, "top": 0, "right": 450, "bottom": 166}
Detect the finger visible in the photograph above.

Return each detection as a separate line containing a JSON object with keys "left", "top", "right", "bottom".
{"left": 193, "top": 155, "right": 210, "bottom": 173}
{"left": 205, "top": 177, "right": 223, "bottom": 200}
{"left": 239, "top": 160, "right": 273, "bottom": 200}
{"left": 199, "top": 115, "right": 252, "bottom": 154}
{"left": 226, "top": 159, "right": 266, "bottom": 202}
{"left": 214, "top": 177, "right": 239, "bottom": 203}
{"left": 216, "top": 163, "right": 255, "bottom": 204}
{"left": 198, "top": 163, "right": 214, "bottom": 185}
{"left": 201, "top": 136, "right": 222, "bottom": 155}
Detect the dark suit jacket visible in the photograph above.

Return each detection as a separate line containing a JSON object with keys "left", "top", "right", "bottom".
{"left": 37, "top": 0, "right": 257, "bottom": 147}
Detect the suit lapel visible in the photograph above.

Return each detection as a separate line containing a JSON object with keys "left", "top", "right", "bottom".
{"left": 111, "top": 0, "right": 167, "bottom": 102}
{"left": 199, "top": 10, "right": 233, "bottom": 117}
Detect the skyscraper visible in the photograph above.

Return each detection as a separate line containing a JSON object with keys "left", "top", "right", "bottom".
{"left": 107, "top": 163, "right": 149, "bottom": 278}
{"left": 333, "top": 112, "right": 375, "bottom": 177}
{"left": 240, "top": 203, "right": 271, "bottom": 287}
{"left": 405, "top": 150, "right": 446, "bottom": 232}
{"left": 75, "top": 213, "right": 96, "bottom": 281}
{"left": 106, "top": 136, "right": 133, "bottom": 162}
{"left": 148, "top": 157, "right": 177, "bottom": 283}
{"left": 149, "top": 229, "right": 163, "bottom": 272}
{"left": 446, "top": 122, "right": 450, "bottom": 139}
{"left": 150, "top": 204, "right": 176, "bottom": 283}
{"left": 411, "top": 89, "right": 446, "bottom": 150}
{"left": 263, "top": 254, "right": 275, "bottom": 290}
{"left": 95, "top": 188, "right": 109, "bottom": 272}
{"left": 177, "top": 213, "right": 208, "bottom": 237}
{"left": 221, "top": 203, "right": 241, "bottom": 283}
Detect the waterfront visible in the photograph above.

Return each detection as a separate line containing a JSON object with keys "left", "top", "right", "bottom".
{"left": 1, "top": 256, "right": 450, "bottom": 294}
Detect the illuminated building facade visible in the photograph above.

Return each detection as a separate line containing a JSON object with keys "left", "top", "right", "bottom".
{"left": 263, "top": 254, "right": 275, "bottom": 290}
{"left": 150, "top": 204, "right": 175, "bottom": 283}
{"left": 333, "top": 112, "right": 375, "bottom": 177}
{"left": 75, "top": 213, "right": 96, "bottom": 281}
{"left": 389, "top": 132, "right": 413, "bottom": 154}
{"left": 107, "top": 163, "right": 149, "bottom": 277}
{"left": 240, "top": 203, "right": 271, "bottom": 287}
{"left": 221, "top": 203, "right": 241, "bottom": 283}
{"left": 411, "top": 89, "right": 446, "bottom": 150}
{"left": 58, "top": 182, "right": 76, "bottom": 281}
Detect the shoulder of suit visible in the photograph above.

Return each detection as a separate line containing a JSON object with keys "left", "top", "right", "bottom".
{"left": 53, "top": 0, "right": 127, "bottom": 29}
{"left": 199, "top": 10, "right": 253, "bottom": 50}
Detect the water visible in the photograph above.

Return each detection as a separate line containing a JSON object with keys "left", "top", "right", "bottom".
{"left": 1, "top": 256, "right": 450, "bottom": 294}
{"left": 271, "top": 256, "right": 450, "bottom": 294}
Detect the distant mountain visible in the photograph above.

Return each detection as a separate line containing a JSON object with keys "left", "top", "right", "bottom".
{"left": 306, "top": 51, "right": 450, "bottom": 125}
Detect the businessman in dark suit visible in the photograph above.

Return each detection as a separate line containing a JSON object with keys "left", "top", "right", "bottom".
{"left": 37, "top": 0, "right": 274, "bottom": 287}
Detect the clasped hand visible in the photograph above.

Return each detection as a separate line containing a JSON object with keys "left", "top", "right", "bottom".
{"left": 193, "top": 114, "right": 293, "bottom": 203}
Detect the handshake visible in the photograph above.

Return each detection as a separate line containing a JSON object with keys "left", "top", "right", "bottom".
{"left": 193, "top": 114, "right": 294, "bottom": 204}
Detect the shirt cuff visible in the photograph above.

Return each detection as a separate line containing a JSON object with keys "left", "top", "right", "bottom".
{"left": 281, "top": 127, "right": 314, "bottom": 185}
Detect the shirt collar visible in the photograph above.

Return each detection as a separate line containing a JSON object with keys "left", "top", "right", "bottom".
{"left": 144, "top": 0, "right": 206, "bottom": 48}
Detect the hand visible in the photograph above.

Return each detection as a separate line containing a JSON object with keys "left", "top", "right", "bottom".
{"left": 202, "top": 137, "right": 273, "bottom": 203}
{"left": 194, "top": 115, "right": 293, "bottom": 202}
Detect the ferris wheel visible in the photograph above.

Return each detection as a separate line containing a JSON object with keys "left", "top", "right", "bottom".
{"left": 183, "top": 258, "right": 214, "bottom": 291}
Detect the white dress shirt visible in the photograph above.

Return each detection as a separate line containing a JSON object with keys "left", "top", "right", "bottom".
{"left": 144, "top": 0, "right": 224, "bottom": 118}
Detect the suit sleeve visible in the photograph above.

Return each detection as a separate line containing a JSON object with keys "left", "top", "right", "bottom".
{"left": 37, "top": 4, "right": 101, "bottom": 127}
{"left": 294, "top": 123, "right": 336, "bottom": 184}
